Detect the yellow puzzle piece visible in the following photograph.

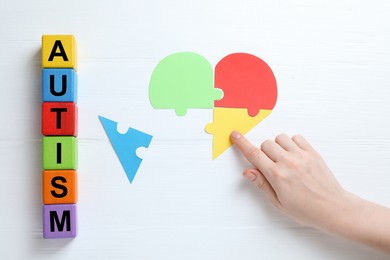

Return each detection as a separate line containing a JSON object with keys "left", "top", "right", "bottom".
{"left": 205, "top": 107, "right": 272, "bottom": 159}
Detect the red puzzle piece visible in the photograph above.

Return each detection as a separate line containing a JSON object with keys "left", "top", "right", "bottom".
{"left": 42, "top": 102, "right": 77, "bottom": 136}
{"left": 214, "top": 53, "right": 277, "bottom": 117}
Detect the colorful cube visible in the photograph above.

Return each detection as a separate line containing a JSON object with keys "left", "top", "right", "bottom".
{"left": 43, "top": 204, "right": 77, "bottom": 238}
{"left": 42, "top": 136, "right": 77, "bottom": 170}
{"left": 42, "top": 35, "right": 77, "bottom": 70}
{"left": 42, "top": 69, "right": 77, "bottom": 102}
{"left": 42, "top": 170, "right": 78, "bottom": 204}
{"left": 42, "top": 102, "right": 78, "bottom": 136}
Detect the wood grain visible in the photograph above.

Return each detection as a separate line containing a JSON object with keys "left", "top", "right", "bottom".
{"left": 0, "top": 0, "right": 389, "bottom": 259}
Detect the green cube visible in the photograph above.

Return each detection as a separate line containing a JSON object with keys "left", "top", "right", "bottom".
{"left": 43, "top": 136, "right": 77, "bottom": 170}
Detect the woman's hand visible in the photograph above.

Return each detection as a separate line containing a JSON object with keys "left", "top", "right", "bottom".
{"left": 231, "top": 131, "right": 390, "bottom": 253}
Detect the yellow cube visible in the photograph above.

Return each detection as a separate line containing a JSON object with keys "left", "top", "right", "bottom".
{"left": 42, "top": 35, "right": 77, "bottom": 70}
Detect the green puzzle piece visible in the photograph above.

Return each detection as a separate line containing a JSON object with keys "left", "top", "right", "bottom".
{"left": 149, "top": 52, "right": 223, "bottom": 116}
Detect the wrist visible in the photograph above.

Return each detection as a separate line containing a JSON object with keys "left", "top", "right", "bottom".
{"left": 314, "top": 190, "right": 361, "bottom": 236}
{"left": 329, "top": 191, "right": 367, "bottom": 237}
{"left": 325, "top": 191, "right": 390, "bottom": 253}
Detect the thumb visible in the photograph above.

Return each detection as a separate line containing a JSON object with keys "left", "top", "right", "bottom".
{"left": 243, "top": 169, "right": 281, "bottom": 208}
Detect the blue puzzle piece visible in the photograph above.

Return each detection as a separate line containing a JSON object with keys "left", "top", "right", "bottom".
{"left": 99, "top": 116, "right": 153, "bottom": 184}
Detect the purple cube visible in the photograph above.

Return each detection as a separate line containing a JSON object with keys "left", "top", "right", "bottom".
{"left": 43, "top": 204, "right": 77, "bottom": 239}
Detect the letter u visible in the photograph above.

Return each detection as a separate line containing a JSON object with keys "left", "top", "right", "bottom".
{"left": 50, "top": 74, "right": 67, "bottom": 96}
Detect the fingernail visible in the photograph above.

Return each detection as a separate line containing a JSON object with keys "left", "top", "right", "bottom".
{"left": 244, "top": 172, "right": 257, "bottom": 181}
{"left": 231, "top": 131, "right": 241, "bottom": 140}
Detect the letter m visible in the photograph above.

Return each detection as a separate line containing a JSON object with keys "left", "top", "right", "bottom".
{"left": 50, "top": 210, "right": 71, "bottom": 232}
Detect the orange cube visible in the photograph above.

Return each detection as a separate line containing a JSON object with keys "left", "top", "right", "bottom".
{"left": 42, "top": 170, "right": 78, "bottom": 204}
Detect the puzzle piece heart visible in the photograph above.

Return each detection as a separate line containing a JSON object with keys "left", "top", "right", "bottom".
{"left": 99, "top": 116, "right": 153, "bottom": 183}
{"left": 149, "top": 52, "right": 223, "bottom": 116}
{"left": 149, "top": 52, "right": 277, "bottom": 159}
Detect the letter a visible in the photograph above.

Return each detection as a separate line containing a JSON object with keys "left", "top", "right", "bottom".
{"left": 48, "top": 40, "right": 69, "bottom": 62}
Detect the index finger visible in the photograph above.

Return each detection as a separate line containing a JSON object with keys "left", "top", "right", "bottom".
{"left": 230, "top": 131, "right": 274, "bottom": 173}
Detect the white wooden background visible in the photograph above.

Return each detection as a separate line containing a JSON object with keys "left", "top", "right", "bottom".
{"left": 1, "top": 0, "right": 389, "bottom": 259}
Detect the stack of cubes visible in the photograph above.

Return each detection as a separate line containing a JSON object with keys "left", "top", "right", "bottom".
{"left": 41, "top": 35, "right": 78, "bottom": 239}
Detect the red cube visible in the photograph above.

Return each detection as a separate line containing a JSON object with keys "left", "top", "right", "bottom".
{"left": 42, "top": 102, "right": 77, "bottom": 136}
